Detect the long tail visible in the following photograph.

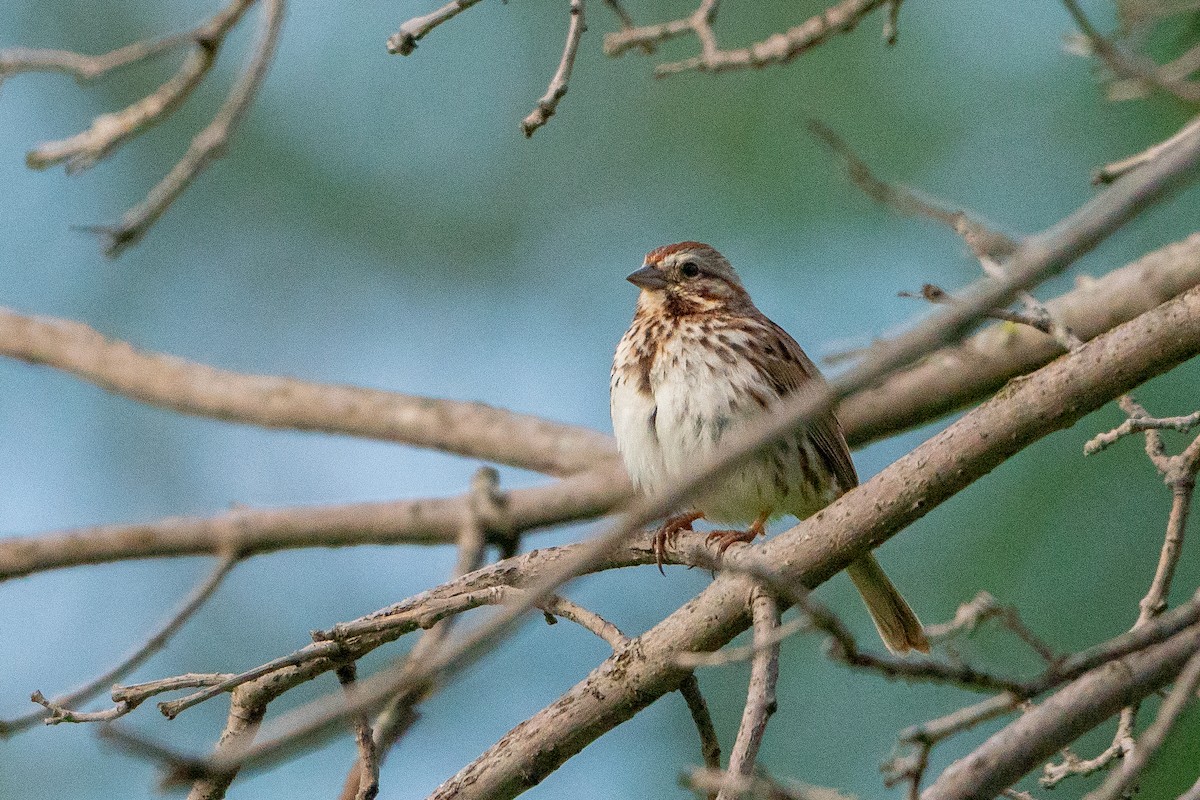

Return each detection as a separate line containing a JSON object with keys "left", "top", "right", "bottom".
{"left": 846, "top": 554, "right": 929, "bottom": 654}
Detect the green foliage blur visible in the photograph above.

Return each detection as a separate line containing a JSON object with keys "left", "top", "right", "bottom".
{"left": 1, "top": 2, "right": 1198, "bottom": 799}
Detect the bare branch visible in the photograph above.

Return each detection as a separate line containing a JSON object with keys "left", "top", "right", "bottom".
{"left": 11, "top": 231, "right": 1195, "bottom": 582}
{"left": 0, "top": 556, "right": 236, "bottom": 735}
{"left": 95, "top": 0, "right": 286, "bottom": 256}
{"left": 425, "top": 285, "right": 1200, "bottom": 800}
{"left": 1041, "top": 731, "right": 1135, "bottom": 788}
{"left": 923, "top": 591, "right": 1059, "bottom": 664}
{"left": 0, "top": 306, "right": 618, "bottom": 479}
{"left": 335, "top": 664, "right": 379, "bottom": 800}
{"left": 679, "top": 675, "right": 721, "bottom": 778}
{"left": 521, "top": 0, "right": 586, "bottom": 137}
{"left": 1085, "top": 405, "right": 1200, "bottom": 456}
{"left": 841, "top": 232, "right": 1200, "bottom": 447}
{"left": 0, "top": 467, "right": 624, "bottom": 581}
{"left": 1061, "top": 0, "right": 1200, "bottom": 103}
{"left": 6, "top": 233, "right": 1200, "bottom": 580}
{"left": 719, "top": 589, "right": 781, "bottom": 800}
{"left": 811, "top": 122, "right": 1018, "bottom": 263}
{"left": 386, "top": 0, "right": 485, "bottom": 56}
{"left": 0, "top": 33, "right": 190, "bottom": 84}
{"left": 23, "top": 0, "right": 258, "bottom": 174}
{"left": 1047, "top": 395, "right": 1200, "bottom": 787}
{"left": 689, "top": 768, "right": 854, "bottom": 800}
{"left": 902, "top": 283, "right": 1084, "bottom": 354}
{"left": 924, "top": 623, "right": 1200, "bottom": 800}
{"left": 1096, "top": 115, "right": 1200, "bottom": 184}
{"left": 599, "top": 0, "right": 652, "bottom": 53}
{"left": 8, "top": 218, "right": 1199, "bottom": 580}
{"left": 605, "top": 0, "right": 898, "bottom": 78}
{"left": 105, "top": 127, "right": 1200, "bottom": 790}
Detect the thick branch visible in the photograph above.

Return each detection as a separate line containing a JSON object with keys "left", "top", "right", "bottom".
{"left": 5, "top": 231, "right": 1199, "bottom": 581}
{"left": 0, "top": 467, "right": 624, "bottom": 581}
{"left": 841, "top": 232, "right": 1200, "bottom": 447}
{"left": 922, "top": 625, "right": 1200, "bottom": 800}
{"left": 427, "top": 286, "right": 1200, "bottom": 799}
{"left": 0, "top": 307, "right": 617, "bottom": 478}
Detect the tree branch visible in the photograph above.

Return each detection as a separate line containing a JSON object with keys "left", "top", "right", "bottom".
{"left": 719, "top": 588, "right": 780, "bottom": 800}
{"left": 1083, "top": 648, "right": 1200, "bottom": 800}
{"left": 520, "top": 0, "right": 586, "bottom": 137}
{"left": 840, "top": 232, "right": 1200, "bottom": 447}
{"left": 0, "top": 306, "right": 618, "bottom": 478}
{"left": 386, "top": 0, "right": 485, "bottom": 56}
{"left": 922, "top": 624, "right": 1200, "bottom": 800}
{"left": 425, "top": 284, "right": 1200, "bottom": 800}
{"left": 5, "top": 229, "right": 1199, "bottom": 582}
{"left": 605, "top": 0, "right": 899, "bottom": 78}
{"left": 22, "top": 0, "right": 258, "bottom": 174}
{"left": 0, "top": 556, "right": 236, "bottom": 735}
{"left": 93, "top": 0, "right": 286, "bottom": 256}
{"left": 0, "top": 467, "right": 626, "bottom": 581}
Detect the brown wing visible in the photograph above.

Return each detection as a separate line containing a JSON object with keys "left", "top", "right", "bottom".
{"left": 755, "top": 316, "right": 859, "bottom": 493}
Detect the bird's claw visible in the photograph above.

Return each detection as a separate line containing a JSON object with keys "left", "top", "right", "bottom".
{"left": 653, "top": 512, "right": 702, "bottom": 574}
{"left": 706, "top": 527, "right": 761, "bottom": 555}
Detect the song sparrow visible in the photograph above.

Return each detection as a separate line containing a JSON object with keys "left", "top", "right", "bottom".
{"left": 610, "top": 242, "right": 928, "bottom": 654}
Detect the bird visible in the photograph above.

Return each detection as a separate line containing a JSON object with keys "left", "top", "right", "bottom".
{"left": 610, "top": 241, "right": 928, "bottom": 654}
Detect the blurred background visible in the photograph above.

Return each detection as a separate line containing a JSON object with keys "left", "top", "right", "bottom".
{"left": 2, "top": 1, "right": 1199, "bottom": 798}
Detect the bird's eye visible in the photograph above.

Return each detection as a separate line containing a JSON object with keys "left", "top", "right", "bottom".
{"left": 680, "top": 262, "right": 700, "bottom": 278}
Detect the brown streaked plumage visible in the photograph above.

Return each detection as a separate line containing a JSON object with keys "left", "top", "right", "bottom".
{"left": 610, "top": 242, "right": 928, "bottom": 654}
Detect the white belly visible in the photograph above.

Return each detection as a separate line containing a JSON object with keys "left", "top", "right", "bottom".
{"left": 612, "top": 321, "right": 833, "bottom": 525}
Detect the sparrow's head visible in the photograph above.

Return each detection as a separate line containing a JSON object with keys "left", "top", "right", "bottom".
{"left": 626, "top": 242, "right": 751, "bottom": 315}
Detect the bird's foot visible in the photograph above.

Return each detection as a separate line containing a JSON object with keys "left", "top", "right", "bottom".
{"left": 706, "top": 518, "right": 767, "bottom": 556}
{"left": 653, "top": 511, "right": 704, "bottom": 574}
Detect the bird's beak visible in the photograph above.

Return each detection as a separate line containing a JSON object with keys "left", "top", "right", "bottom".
{"left": 627, "top": 265, "right": 668, "bottom": 290}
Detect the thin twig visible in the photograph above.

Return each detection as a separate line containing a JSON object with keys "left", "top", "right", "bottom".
{"left": 902, "top": 284, "right": 1082, "bottom": 354}
{"left": 678, "top": 675, "right": 721, "bottom": 780}
{"left": 94, "top": 0, "right": 286, "bottom": 257}
{"left": 810, "top": 121, "right": 1018, "bottom": 262}
{"left": 32, "top": 675, "right": 235, "bottom": 739}
{"left": 386, "top": 0, "right": 485, "bottom": 56}
{"left": 687, "top": 768, "right": 854, "bottom": 800}
{"left": 521, "top": 0, "right": 586, "bottom": 137}
{"left": 1061, "top": 0, "right": 1200, "bottom": 104}
{"left": 605, "top": 0, "right": 898, "bottom": 78}
{"left": 676, "top": 614, "right": 814, "bottom": 667}
{"left": 784, "top": 583, "right": 1025, "bottom": 694}
{"left": 336, "top": 664, "right": 379, "bottom": 800}
{"left": 924, "top": 622, "right": 1200, "bottom": 800}
{"left": 1085, "top": 406, "right": 1200, "bottom": 456}
{"left": 1096, "top": 116, "right": 1200, "bottom": 185}
{"left": 718, "top": 588, "right": 780, "bottom": 800}
{"left": 0, "top": 32, "right": 190, "bottom": 83}
{"left": 923, "top": 591, "right": 1059, "bottom": 663}
{"left": 24, "top": 0, "right": 257, "bottom": 174}
{"left": 600, "top": 0, "right": 653, "bottom": 53}
{"left": 1, "top": 556, "right": 236, "bottom": 735}
{"left": 1047, "top": 397, "right": 1200, "bottom": 788}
